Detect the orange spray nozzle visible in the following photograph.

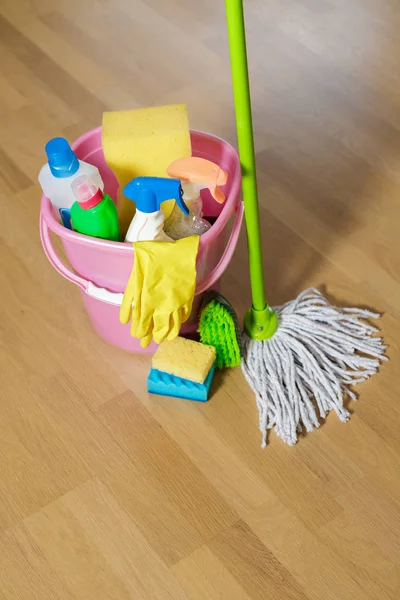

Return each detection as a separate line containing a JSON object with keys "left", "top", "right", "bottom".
{"left": 167, "top": 157, "right": 228, "bottom": 204}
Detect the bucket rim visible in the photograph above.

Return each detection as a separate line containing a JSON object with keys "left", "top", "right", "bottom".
{"left": 40, "top": 128, "right": 241, "bottom": 254}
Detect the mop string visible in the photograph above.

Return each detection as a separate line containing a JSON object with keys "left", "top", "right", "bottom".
{"left": 242, "top": 289, "right": 386, "bottom": 446}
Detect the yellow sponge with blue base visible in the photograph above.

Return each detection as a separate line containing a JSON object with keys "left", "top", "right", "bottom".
{"left": 147, "top": 364, "right": 215, "bottom": 402}
{"left": 152, "top": 337, "right": 216, "bottom": 384}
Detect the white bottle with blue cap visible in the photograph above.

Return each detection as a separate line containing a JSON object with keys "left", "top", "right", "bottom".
{"left": 123, "top": 177, "right": 189, "bottom": 243}
{"left": 38, "top": 137, "right": 104, "bottom": 229}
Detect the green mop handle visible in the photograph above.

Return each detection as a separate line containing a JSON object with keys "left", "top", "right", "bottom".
{"left": 225, "top": 0, "right": 277, "bottom": 340}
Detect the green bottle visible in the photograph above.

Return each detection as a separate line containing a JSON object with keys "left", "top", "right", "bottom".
{"left": 70, "top": 175, "right": 120, "bottom": 241}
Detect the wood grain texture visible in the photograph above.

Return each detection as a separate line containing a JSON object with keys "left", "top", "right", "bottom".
{"left": 0, "top": 0, "right": 399, "bottom": 598}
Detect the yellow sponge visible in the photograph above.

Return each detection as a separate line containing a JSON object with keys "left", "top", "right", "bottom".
{"left": 152, "top": 337, "right": 216, "bottom": 384}
{"left": 102, "top": 105, "right": 192, "bottom": 234}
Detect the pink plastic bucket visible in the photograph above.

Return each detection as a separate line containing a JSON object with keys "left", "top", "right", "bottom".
{"left": 40, "top": 128, "right": 243, "bottom": 353}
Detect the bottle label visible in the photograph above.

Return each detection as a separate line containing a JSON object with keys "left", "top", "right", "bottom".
{"left": 59, "top": 208, "right": 72, "bottom": 229}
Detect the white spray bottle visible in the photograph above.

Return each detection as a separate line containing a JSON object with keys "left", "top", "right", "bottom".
{"left": 123, "top": 177, "right": 189, "bottom": 243}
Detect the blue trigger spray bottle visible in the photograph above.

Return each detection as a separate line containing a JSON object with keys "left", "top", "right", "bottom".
{"left": 123, "top": 177, "right": 189, "bottom": 242}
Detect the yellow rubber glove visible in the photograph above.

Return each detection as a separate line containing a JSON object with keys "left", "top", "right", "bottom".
{"left": 120, "top": 235, "right": 200, "bottom": 348}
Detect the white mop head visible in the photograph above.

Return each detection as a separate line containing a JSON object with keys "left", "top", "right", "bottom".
{"left": 242, "top": 288, "right": 387, "bottom": 447}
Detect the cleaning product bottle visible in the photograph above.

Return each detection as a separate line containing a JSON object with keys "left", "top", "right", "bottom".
{"left": 70, "top": 176, "right": 120, "bottom": 241}
{"left": 164, "top": 157, "right": 228, "bottom": 240}
{"left": 123, "top": 177, "right": 189, "bottom": 243}
{"left": 38, "top": 137, "right": 104, "bottom": 229}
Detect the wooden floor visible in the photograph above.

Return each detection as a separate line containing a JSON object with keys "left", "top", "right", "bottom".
{"left": 1, "top": 0, "right": 400, "bottom": 598}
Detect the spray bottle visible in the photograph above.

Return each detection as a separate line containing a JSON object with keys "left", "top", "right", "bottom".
{"left": 123, "top": 177, "right": 189, "bottom": 243}
{"left": 70, "top": 176, "right": 120, "bottom": 241}
{"left": 165, "top": 157, "right": 228, "bottom": 240}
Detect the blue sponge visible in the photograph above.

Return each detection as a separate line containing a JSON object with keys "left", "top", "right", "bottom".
{"left": 147, "top": 363, "right": 215, "bottom": 402}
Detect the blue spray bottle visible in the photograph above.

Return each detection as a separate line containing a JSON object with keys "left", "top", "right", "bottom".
{"left": 123, "top": 177, "right": 189, "bottom": 242}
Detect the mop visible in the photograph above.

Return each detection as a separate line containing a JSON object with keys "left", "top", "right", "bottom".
{"left": 225, "top": 0, "right": 387, "bottom": 447}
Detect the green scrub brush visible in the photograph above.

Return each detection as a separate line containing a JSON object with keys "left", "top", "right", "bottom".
{"left": 198, "top": 291, "right": 242, "bottom": 369}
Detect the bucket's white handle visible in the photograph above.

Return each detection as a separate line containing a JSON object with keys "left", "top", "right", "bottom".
{"left": 40, "top": 200, "right": 244, "bottom": 304}
{"left": 86, "top": 282, "right": 126, "bottom": 304}
{"left": 40, "top": 211, "right": 127, "bottom": 304}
